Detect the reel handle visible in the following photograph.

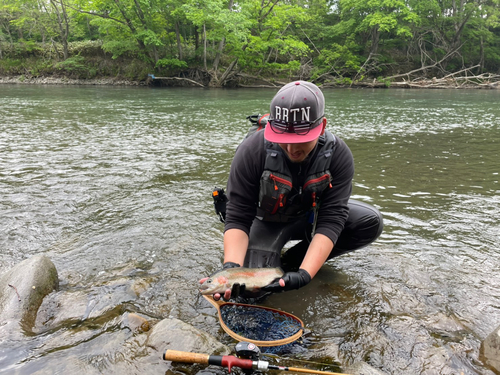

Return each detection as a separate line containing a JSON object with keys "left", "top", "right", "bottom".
{"left": 163, "top": 349, "right": 253, "bottom": 373}
{"left": 163, "top": 349, "right": 209, "bottom": 364}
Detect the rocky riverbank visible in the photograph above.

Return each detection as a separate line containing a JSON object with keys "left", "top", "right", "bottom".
{"left": 3, "top": 74, "right": 500, "bottom": 89}
{"left": 0, "top": 75, "right": 145, "bottom": 86}
{"left": 0, "top": 255, "right": 394, "bottom": 375}
{"left": 1, "top": 255, "right": 499, "bottom": 374}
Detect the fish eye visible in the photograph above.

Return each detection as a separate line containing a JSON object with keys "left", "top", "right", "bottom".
{"left": 207, "top": 279, "right": 212, "bottom": 284}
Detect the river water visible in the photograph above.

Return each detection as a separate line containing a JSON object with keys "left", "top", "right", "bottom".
{"left": 0, "top": 84, "right": 499, "bottom": 374}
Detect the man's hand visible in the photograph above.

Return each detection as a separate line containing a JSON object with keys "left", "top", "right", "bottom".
{"left": 262, "top": 269, "right": 311, "bottom": 293}
{"left": 198, "top": 262, "right": 244, "bottom": 301}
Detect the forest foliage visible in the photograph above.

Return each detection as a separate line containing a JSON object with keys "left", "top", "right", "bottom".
{"left": 1, "top": 0, "right": 500, "bottom": 87}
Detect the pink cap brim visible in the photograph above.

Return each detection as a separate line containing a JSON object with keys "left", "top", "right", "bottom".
{"left": 264, "top": 122, "right": 323, "bottom": 144}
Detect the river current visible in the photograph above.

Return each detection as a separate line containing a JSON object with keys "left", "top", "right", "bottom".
{"left": 0, "top": 84, "right": 499, "bottom": 374}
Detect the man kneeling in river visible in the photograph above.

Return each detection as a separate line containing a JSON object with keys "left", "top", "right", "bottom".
{"left": 201, "top": 81, "right": 383, "bottom": 300}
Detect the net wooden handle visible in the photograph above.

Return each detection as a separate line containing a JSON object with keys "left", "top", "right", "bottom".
{"left": 163, "top": 349, "right": 210, "bottom": 364}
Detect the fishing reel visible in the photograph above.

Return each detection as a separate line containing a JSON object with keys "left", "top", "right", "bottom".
{"left": 235, "top": 341, "right": 261, "bottom": 360}
{"left": 235, "top": 341, "right": 261, "bottom": 374}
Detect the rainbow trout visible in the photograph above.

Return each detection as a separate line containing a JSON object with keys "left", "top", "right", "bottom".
{"left": 199, "top": 267, "right": 283, "bottom": 295}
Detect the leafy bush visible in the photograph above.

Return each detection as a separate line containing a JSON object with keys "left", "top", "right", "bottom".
{"left": 14, "top": 40, "right": 42, "bottom": 57}
{"left": 122, "top": 59, "right": 152, "bottom": 80}
{"left": 260, "top": 61, "right": 302, "bottom": 78}
{"left": 155, "top": 58, "right": 188, "bottom": 71}
{"left": 29, "top": 60, "right": 54, "bottom": 77}
{"left": 335, "top": 77, "right": 352, "bottom": 85}
{"left": 102, "top": 40, "right": 139, "bottom": 59}
{"left": 312, "top": 44, "right": 361, "bottom": 79}
{"left": 0, "top": 58, "right": 21, "bottom": 74}
{"left": 68, "top": 40, "right": 104, "bottom": 56}
{"left": 55, "top": 55, "right": 89, "bottom": 78}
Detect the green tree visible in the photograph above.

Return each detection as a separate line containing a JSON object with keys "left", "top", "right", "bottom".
{"left": 73, "top": 0, "right": 153, "bottom": 59}
{"left": 220, "top": 0, "right": 311, "bottom": 84}
{"left": 332, "top": 0, "right": 420, "bottom": 78}
{"left": 48, "top": 0, "right": 71, "bottom": 59}
{"left": 1, "top": 0, "right": 499, "bottom": 84}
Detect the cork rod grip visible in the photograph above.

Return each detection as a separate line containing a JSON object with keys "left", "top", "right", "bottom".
{"left": 163, "top": 350, "right": 210, "bottom": 364}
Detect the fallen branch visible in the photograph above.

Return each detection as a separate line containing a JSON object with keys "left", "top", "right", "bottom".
{"left": 442, "top": 64, "right": 481, "bottom": 79}
{"left": 351, "top": 52, "right": 375, "bottom": 87}
{"left": 388, "top": 74, "right": 500, "bottom": 89}
{"left": 386, "top": 45, "right": 464, "bottom": 81}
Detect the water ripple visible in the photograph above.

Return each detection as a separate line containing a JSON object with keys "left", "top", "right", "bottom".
{"left": 1, "top": 85, "right": 499, "bottom": 374}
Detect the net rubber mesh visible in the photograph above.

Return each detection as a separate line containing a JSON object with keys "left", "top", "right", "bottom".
{"left": 219, "top": 304, "right": 304, "bottom": 353}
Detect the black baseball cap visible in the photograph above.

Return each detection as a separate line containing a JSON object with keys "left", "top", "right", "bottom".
{"left": 264, "top": 81, "right": 325, "bottom": 144}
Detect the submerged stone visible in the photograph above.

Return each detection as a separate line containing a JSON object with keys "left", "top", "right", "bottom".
{"left": 126, "top": 312, "right": 150, "bottom": 333}
{"left": 480, "top": 324, "right": 500, "bottom": 373}
{"left": 0, "top": 254, "right": 59, "bottom": 332}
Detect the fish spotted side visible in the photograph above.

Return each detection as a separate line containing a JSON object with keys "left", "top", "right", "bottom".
{"left": 199, "top": 267, "right": 283, "bottom": 295}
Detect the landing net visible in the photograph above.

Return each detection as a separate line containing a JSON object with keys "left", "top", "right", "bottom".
{"left": 219, "top": 303, "right": 304, "bottom": 353}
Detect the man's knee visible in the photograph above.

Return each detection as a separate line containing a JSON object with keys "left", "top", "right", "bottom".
{"left": 334, "top": 199, "right": 383, "bottom": 253}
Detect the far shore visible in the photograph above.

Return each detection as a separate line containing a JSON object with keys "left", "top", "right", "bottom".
{"left": 1, "top": 75, "right": 499, "bottom": 89}
{"left": 0, "top": 76, "right": 145, "bottom": 86}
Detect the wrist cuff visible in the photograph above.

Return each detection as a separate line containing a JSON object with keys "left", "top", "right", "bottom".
{"left": 223, "top": 262, "right": 241, "bottom": 269}
{"left": 298, "top": 268, "right": 312, "bottom": 284}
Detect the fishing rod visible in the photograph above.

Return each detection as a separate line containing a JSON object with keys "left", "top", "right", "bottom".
{"left": 163, "top": 349, "right": 350, "bottom": 375}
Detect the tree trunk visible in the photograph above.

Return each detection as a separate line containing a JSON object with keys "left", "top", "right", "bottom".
{"left": 113, "top": 0, "right": 147, "bottom": 51}
{"left": 479, "top": 36, "right": 484, "bottom": 73}
{"left": 213, "top": 0, "right": 234, "bottom": 72}
{"left": 370, "top": 26, "right": 380, "bottom": 56}
{"left": 50, "top": 37, "right": 62, "bottom": 60}
{"left": 175, "top": 22, "right": 183, "bottom": 60}
{"left": 440, "top": 0, "right": 472, "bottom": 63}
{"left": 217, "top": 57, "right": 238, "bottom": 86}
{"left": 133, "top": 0, "right": 147, "bottom": 25}
{"left": 214, "top": 42, "right": 249, "bottom": 87}
{"left": 5, "top": 23, "right": 13, "bottom": 44}
{"left": 49, "top": 0, "right": 69, "bottom": 60}
{"left": 133, "top": 0, "right": 158, "bottom": 63}
{"left": 203, "top": 23, "right": 207, "bottom": 70}
{"left": 61, "top": 0, "right": 70, "bottom": 59}
{"left": 195, "top": 29, "right": 199, "bottom": 59}
{"left": 213, "top": 38, "right": 224, "bottom": 72}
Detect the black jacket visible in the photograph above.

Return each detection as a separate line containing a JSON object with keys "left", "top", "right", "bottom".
{"left": 224, "top": 130, "right": 354, "bottom": 245}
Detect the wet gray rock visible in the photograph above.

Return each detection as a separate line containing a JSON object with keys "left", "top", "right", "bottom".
{"left": 146, "top": 317, "right": 231, "bottom": 356}
{"left": 0, "top": 254, "right": 59, "bottom": 333}
{"left": 346, "top": 361, "right": 388, "bottom": 375}
{"left": 126, "top": 312, "right": 151, "bottom": 333}
{"left": 34, "top": 289, "right": 89, "bottom": 330}
{"left": 34, "top": 276, "right": 150, "bottom": 332}
{"left": 480, "top": 324, "right": 500, "bottom": 373}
